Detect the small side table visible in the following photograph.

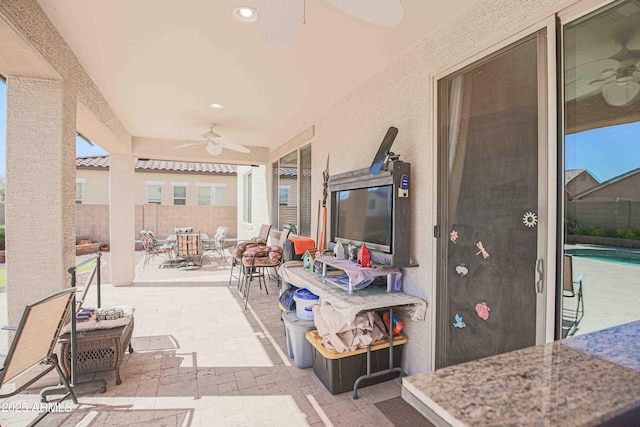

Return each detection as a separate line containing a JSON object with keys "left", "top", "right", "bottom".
{"left": 58, "top": 317, "right": 134, "bottom": 385}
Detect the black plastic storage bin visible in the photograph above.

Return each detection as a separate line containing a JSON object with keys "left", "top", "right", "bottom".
{"left": 306, "top": 330, "right": 407, "bottom": 395}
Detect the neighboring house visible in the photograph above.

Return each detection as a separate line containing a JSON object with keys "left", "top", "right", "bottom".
{"left": 75, "top": 155, "right": 238, "bottom": 244}
{"left": 564, "top": 169, "right": 599, "bottom": 201}
{"left": 568, "top": 167, "right": 640, "bottom": 230}
{"left": 573, "top": 167, "right": 640, "bottom": 202}
{"left": 76, "top": 155, "right": 237, "bottom": 206}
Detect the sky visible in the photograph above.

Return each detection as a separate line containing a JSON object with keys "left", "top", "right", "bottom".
{"left": 0, "top": 78, "right": 638, "bottom": 182}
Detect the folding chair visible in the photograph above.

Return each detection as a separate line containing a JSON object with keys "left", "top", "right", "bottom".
{"left": 562, "top": 255, "right": 585, "bottom": 337}
{"left": 0, "top": 288, "right": 78, "bottom": 424}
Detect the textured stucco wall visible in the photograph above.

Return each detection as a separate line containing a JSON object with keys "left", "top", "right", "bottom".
{"left": 5, "top": 76, "right": 76, "bottom": 325}
{"left": 266, "top": 0, "right": 576, "bottom": 374}
{"left": 0, "top": 0, "right": 133, "bottom": 320}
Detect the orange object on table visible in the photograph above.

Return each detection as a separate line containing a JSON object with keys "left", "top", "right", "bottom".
{"left": 287, "top": 237, "right": 315, "bottom": 255}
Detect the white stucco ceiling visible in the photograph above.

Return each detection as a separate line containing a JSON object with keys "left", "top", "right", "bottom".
{"left": 36, "top": 0, "right": 480, "bottom": 153}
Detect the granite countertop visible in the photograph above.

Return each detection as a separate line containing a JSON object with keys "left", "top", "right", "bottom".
{"left": 403, "top": 320, "right": 640, "bottom": 426}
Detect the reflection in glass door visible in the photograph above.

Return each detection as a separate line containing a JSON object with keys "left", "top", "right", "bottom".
{"left": 562, "top": 0, "right": 640, "bottom": 338}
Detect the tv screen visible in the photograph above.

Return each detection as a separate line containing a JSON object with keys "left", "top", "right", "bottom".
{"left": 334, "top": 185, "right": 393, "bottom": 251}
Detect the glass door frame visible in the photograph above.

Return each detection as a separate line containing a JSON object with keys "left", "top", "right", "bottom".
{"left": 429, "top": 17, "right": 559, "bottom": 370}
{"left": 556, "top": 0, "right": 625, "bottom": 340}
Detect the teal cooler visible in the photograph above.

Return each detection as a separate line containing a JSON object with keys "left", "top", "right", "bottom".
{"left": 282, "top": 310, "right": 315, "bottom": 368}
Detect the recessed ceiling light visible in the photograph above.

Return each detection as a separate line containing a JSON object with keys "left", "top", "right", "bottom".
{"left": 233, "top": 7, "right": 257, "bottom": 23}
{"left": 209, "top": 103, "right": 224, "bottom": 109}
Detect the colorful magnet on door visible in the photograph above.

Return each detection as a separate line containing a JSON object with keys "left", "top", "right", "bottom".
{"left": 475, "top": 302, "right": 490, "bottom": 320}
{"left": 523, "top": 212, "right": 538, "bottom": 228}
{"left": 453, "top": 314, "right": 466, "bottom": 328}
{"left": 475, "top": 241, "right": 489, "bottom": 259}
{"left": 450, "top": 230, "right": 459, "bottom": 244}
{"left": 455, "top": 264, "right": 469, "bottom": 277}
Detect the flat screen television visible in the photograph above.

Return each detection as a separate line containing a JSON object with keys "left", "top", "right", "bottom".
{"left": 334, "top": 185, "right": 393, "bottom": 253}
{"left": 329, "top": 160, "right": 411, "bottom": 267}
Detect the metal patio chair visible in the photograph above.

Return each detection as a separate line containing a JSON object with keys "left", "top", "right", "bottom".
{"left": 240, "top": 226, "right": 291, "bottom": 309}
{"left": 562, "top": 254, "right": 585, "bottom": 337}
{"left": 174, "top": 231, "right": 203, "bottom": 269}
{"left": 0, "top": 287, "right": 78, "bottom": 424}
{"left": 228, "top": 224, "right": 272, "bottom": 287}
{"left": 140, "top": 230, "right": 174, "bottom": 268}
{"left": 203, "top": 225, "right": 229, "bottom": 260}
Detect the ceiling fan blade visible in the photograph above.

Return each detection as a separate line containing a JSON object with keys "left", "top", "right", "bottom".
{"left": 174, "top": 142, "right": 206, "bottom": 149}
{"left": 215, "top": 137, "right": 251, "bottom": 153}
{"left": 325, "top": 0, "right": 404, "bottom": 26}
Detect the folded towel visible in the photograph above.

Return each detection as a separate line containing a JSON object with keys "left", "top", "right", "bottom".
{"left": 288, "top": 237, "right": 315, "bottom": 255}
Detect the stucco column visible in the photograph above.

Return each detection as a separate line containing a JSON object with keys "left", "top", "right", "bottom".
{"left": 5, "top": 76, "right": 76, "bottom": 326}
{"left": 109, "top": 153, "right": 136, "bottom": 285}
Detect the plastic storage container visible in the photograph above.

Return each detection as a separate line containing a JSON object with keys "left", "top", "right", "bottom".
{"left": 282, "top": 310, "right": 316, "bottom": 368}
{"left": 306, "top": 330, "right": 407, "bottom": 394}
{"left": 293, "top": 288, "right": 319, "bottom": 321}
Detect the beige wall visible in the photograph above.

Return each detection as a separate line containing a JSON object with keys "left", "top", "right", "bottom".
{"left": 262, "top": 0, "right": 577, "bottom": 375}
{"left": 577, "top": 172, "right": 640, "bottom": 202}
{"left": 566, "top": 173, "right": 599, "bottom": 199}
{"left": 77, "top": 169, "right": 110, "bottom": 205}
{"left": 76, "top": 204, "right": 238, "bottom": 245}
{"left": 75, "top": 168, "right": 237, "bottom": 206}
{"left": 136, "top": 171, "right": 237, "bottom": 207}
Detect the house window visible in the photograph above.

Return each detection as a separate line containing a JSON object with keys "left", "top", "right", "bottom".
{"left": 148, "top": 185, "right": 162, "bottom": 205}
{"left": 272, "top": 144, "right": 311, "bottom": 236}
{"left": 198, "top": 186, "right": 224, "bottom": 206}
{"left": 173, "top": 186, "right": 187, "bottom": 205}
{"left": 75, "top": 182, "right": 83, "bottom": 204}
{"left": 243, "top": 172, "right": 252, "bottom": 223}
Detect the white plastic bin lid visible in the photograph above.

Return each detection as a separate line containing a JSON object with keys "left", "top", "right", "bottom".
{"left": 294, "top": 288, "right": 319, "bottom": 300}
{"left": 282, "top": 310, "right": 315, "bottom": 327}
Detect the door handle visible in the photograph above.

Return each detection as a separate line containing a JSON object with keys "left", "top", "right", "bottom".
{"left": 535, "top": 259, "right": 544, "bottom": 293}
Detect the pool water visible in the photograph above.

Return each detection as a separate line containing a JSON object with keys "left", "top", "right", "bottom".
{"left": 565, "top": 248, "right": 640, "bottom": 266}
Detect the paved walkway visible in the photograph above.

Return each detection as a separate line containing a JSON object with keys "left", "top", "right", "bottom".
{"left": 0, "top": 253, "right": 402, "bottom": 427}
{"left": 1, "top": 248, "right": 638, "bottom": 425}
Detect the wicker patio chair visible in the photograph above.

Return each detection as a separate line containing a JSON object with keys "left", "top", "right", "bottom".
{"left": 0, "top": 287, "right": 78, "bottom": 423}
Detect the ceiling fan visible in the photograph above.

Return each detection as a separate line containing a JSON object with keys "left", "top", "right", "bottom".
{"left": 174, "top": 124, "right": 251, "bottom": 156}
{"left": 257, "top": 0, "right": 405, "bottom": 50}
{"left": 568, "top": 30, "right": 640, "bottom": 107}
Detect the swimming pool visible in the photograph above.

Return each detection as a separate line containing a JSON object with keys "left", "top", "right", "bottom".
{"left": 565, "top": 247, "right": 640, "bottom": 266}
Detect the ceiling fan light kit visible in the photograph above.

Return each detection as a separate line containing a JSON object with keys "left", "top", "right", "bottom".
{"left": 174, "top": 123, "right": 251, "bottom": 156}
{"left": 601, "top": 76, "right": 640, "bottom": 107}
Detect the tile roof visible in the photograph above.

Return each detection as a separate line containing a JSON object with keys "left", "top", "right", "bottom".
{"left": 76, "top": 155, "right": 236, "bottom": 174}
